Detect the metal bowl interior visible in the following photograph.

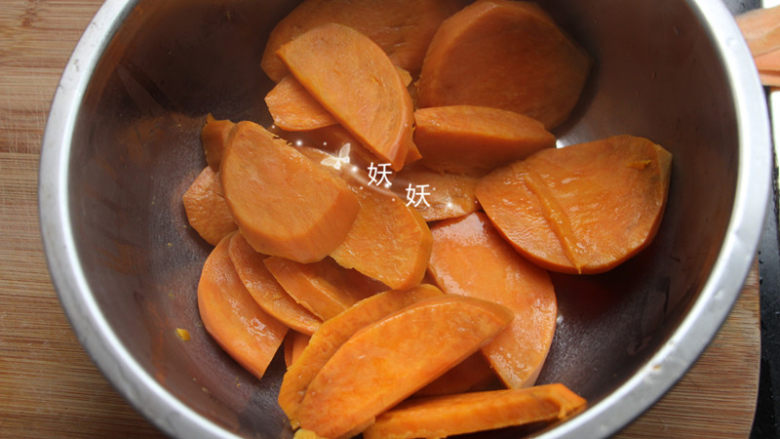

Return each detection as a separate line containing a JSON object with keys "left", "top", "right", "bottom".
{"left": 39, "top": 0, "right": 770, "bottom": 438}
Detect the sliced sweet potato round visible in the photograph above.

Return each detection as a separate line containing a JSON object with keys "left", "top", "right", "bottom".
{"left": 475, "top": 135, "right": 672, "bottom": 274}
{"left": 265, "top": 76, "right": 338, "bottom": 132}
{"left": 220, "top": 121, "right": 359, "bottom": 263}
{"left": 182, "top": 166, "right": 236, "bottom": 245}
{"left": 200, "top": 114, "right": 235, "bottom": 170}
{"left": 417, "top": 0, "right": 591, "bottom": 129}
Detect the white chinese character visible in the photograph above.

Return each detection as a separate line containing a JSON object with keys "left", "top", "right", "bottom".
{"left": 367, "top": 162, "right": 393, "bottom": 187}
{"left": 405, "top": 183, "right": 431, "bottom": 207}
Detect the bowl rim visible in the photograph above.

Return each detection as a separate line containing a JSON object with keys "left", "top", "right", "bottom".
{"left": 38, "top": 0, "right": 771, "bottom": 438}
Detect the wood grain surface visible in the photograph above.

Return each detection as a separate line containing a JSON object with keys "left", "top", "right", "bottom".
{"left": 0, "top": 1, "right": 760, "bottom": 438}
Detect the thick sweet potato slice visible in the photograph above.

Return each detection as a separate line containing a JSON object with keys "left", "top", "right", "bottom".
{"left": 261, "top": 0, "right": 466, "bottom": 82}
{"left": 393, "top": 164, "right": 480, "bottom": 222}
{"left": 197, "top": 234, "right": 288, "bottom": 380}
{"left": 220, "top": 121, "right": 359, "bottom": 263}
{"left": 263, "top": 256, "right": 385, "bottom": 321}
{"left": 330, "top": 182, "right": 433, "bottom": 290}
{"left": 416, "top": 352, "right": 498, "bottom": 397}
{"left": 737, "top": 5, "right": 780, "bottom": 57}
{"left": 297, "top": 295, "right": 513, "bottom": 438}
{"left": 476, "top": 135, "right": 672, "bottom": 274}
{"left": 429, "top": 212, "right": 557, "bottom": 388}
{"left": 414, "top": 105, "right": 555, "bottom": 175}
{"left": 417, "top": 0, "right": 591, "bottom": 129}
{"left": 276, "top": 23, "right": 415, "bottom": 170}
{"left": 182, "top": 166, "right": 236, "bottom": 245}
{"left": 284, "top": 332, "right": 311, "bottom": 368}
{"left": 279, "top": 284, "right": 443, "bottom": 427}
{"left": 760, "top": 70, "right": 780, "bottom": 86}
{"left": 364, "top": 383, "right": 586, "bottom": 439}
{"left": 266, "top": 76, "right": 338, "bottom": 131}
{"left": 228, "top": 233, "right": 321, "bottom": 335}
{"left": 201, "top": 114, "right": 235, "bottom": 170}
{"left": 754, "top": 48, "right": 780, "bottom": 73}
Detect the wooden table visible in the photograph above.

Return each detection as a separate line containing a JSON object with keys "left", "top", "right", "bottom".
{"left": 0, "top": 1, "right": 760, "bottom": 437}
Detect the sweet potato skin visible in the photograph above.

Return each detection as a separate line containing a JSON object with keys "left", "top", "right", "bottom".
{"left": 417, "top": 0, "right": 591, "bottom": 129}
{"left": 475, "top": 135, "right": 672, "bottom": 274}
{"left": 296, "top": 295, "right": 513, "bottom": 438}
{"left": 182, "top": 166, "right": 236, "bottom": 245}
{"left": 364, "top": 383, "right": 586, "bottom": 439}
{"left": 429, "top": 212, "right": 557, "bottom": 388}
{"left": 197, "top": 233, "right": 288, "bottom": 380}
{"left": 276, "top": 23, "right": 415, "bottom": 170}
{"left": 279, "top": 284, "right": 444, "bottom": 426}
{"left": 228, "top": 233, "right": 321, "bottom": 335}
{"left": 220, "top": 121, "right": 359, "bottom": 263}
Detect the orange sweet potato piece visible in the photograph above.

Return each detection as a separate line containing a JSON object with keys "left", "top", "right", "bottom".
{"left": 754, "top": 48, "right": 780, "bottom": 73}
{"left": 261, "top": 0, "right": 466, "bottom": 82}
{"left": 182, "top": 166, "right": 237, "bottom": 245}
{"left": 393, "top": 164, "right": 480, "bottom": 222}
{"left": 266, "top": 76, "right": 338, "bottom": 132}
{"left": 330, "top": 182, "right": 433, "bottom": 290}
{"left": 276, "top": 23, "right": 415, "bottom": 170}
{"left": 228, "top": 233, "right": 321, "bottom": 335}
{"left": 296, "top": 295, "right": 513, "bottom": 438}
{"left": 737, "top": 5, "right": 780, "bottom": 57}
{"left": 363, "top": 383, "right": 586, "bottom": 439}
{"left": 416, "top": 352, "right": 499, "bottom": 397}
{"left": 201, "top": 113, "right": 235, "bottom": 170}
{"left": 263, "top": 256, "right": 385, "bottom": 321}
{"left": 220, "top": 121, "right": 359, "bottom": 263}
{"left": 414, "top": 105, "right": 555, "bottom": 175}
{"left": 417, "top": 0, "right": 591, "bottom": 129}
{"left": 284, "top": 332, "right": 311, "bottom": 368}
{"left": 279, "top": 284, "right": 443, "bottom": 427}
{"left": 429, "top": 212, "right": 557, "bottom": 388}
{"left": 197, "top": 233, "right": 288, "bottom": 380}
{"left": 760, "top": 70, "right": 780, "bottom": 87}
{"left": 476, "top": 135, "right": 672, "bottom": 274}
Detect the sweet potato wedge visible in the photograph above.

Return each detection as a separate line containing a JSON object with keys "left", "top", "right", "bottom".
{"left": 266, "top": 76, "right": 338, "bottom": 132}
{"left": 284, "top": 332, "right": 311, "bottom": 368}
{"left": 228, "top": 233, "right": 321, "bottom": 335}
{"left": 417, "top": 0, "right": 591, "bottom": 129}
{"left": 737, "top": 5, "right": 780, "bottom": 57}
{"left": 201, "top": 114, "right": 235, "bottom": 170}
{"left": 414, "top": 105, "right": 555, "bottom": 175}
{"left": 197, "top": 234, "right": 288, "bottom": 380}
{"left": 182, "top": 166, "right": 237, "bottom": 245}
{"left": 393, "top": 164, "right": 480, "bottom": 222}
{"left": 416, "top": 352, "right": 498, "bottom": 397}
{"left": 220, "top": 121, "right": 359, "bottom": 263}
{"left": 429, "top": 212, "right": 557, "bottom": 388}
{"left": 263, "top": 255, "right": 385, "bottom": 321}
{"left": 279, "top": 284, "right": 443, "bottom": 426}
{"left": 276, "top": 23, "right": 415, "bottom": 170}
{"left": 330, "top": 182, "right": 433, "bottom": 290}
{"left": 364, "top": 383, "right": 586, "bottom": 439}
{"left": 475, "top": 135, "right": 672, "bottom": 274}
{"left": 296, "top": 295, "right": 513, "bottom": 438}
{"left": 261, "top": 0, "right": 466, "bottom": 82}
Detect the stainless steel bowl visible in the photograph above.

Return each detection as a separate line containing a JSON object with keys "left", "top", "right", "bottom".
{"left": 39, "top": 0, "right": 771, "bottom": 438}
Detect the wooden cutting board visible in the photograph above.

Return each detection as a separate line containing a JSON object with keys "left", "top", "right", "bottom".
{"left": 0, "top": 1, "right": 760, "bottom": 437}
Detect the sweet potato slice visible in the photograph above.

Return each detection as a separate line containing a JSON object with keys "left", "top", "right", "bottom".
{"left": 278, "top": 284, "right": 443, "bottom": 427}
{"left": 228, "top": 233, "right": 321, "bottom": 335}
{"left": 364, "top": 383, "right": 586, "bottom": 439}
{"left": 414, "top": 105, "right": 555, "bottom": 175}
{"left": 737, "top": 5, "right": 780, "bottom": 57}
{"left": 417, "top": 0, "right": 591, "bottom": 129}
{"left": 296, "top": 295, "right": 513, "bottom": 438}
{"left": 284, "top": 332, "right": 311, "bottom": 368}
{"left": 197, "top": 234, "right": 288, "bottom": 380}
{"left": 416, "top": 352, "right": 498, "bottom": 397}
{"left": 201, "top": 113, "right": 235, "bottom": 170}
{"left": 266, "top": 76, "right": 338, "bottom": 132}
{"left": 393, "top": 164, "right": 480, "bottom": 222}
{"left": 475, "top": 135, "right": 672, "bottom": 274}
{"left": 220, "top": 121, "right": 359, "bottom": 263}
{"left": 263, "top": 256, "right": 385, "bottom": 321}
{"left": 330, "top": 182, "right": 433, "bottom": 290}
{"left": 429, "top": 212, "right": 557, "bottom": 388}
{"left": 182, "top": 166, "right": 236, "bottom": 245}
{"left": 760, "top": 70, "right": 780, "bottom": 87}
{"left": 754, "top": 48, "right": 780, "bottom": 73}
{"left": 276, "top": 23, "right": 415, "bottom": 170}
{"left": 261, "top": 0, "right": 466, "bottom": 82}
